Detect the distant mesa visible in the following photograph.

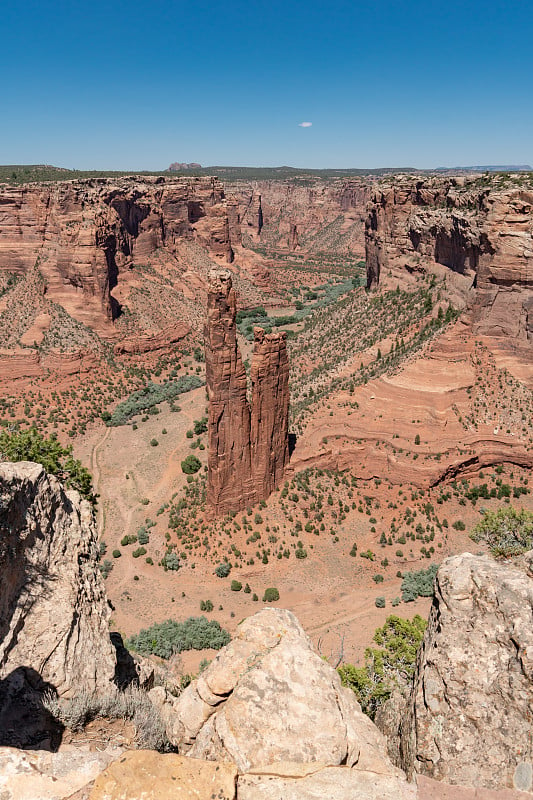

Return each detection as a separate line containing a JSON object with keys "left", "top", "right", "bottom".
{"left": 168, "top": 162, "right": 202, "bottom": 171}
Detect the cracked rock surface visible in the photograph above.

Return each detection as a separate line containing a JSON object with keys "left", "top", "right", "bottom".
{"left": 162, "top": 607, "right": 401, "bottom": 777}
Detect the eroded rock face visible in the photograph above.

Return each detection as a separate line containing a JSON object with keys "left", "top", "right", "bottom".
{"left": 0, "top": 462, "right": 116, "bottom": 706}
{"left": 250, "top": 327, "right": 290, "bottom": 501}
{"left": 204, "top": 270, "right": 256, "bottom": 514}
{"left": 393, "top": 552, "right": 533, "bottom": 791}
{"left": 0, "top": 176, "right": 236, "bottom": 336}
{"left": 229, "top": 178, "right": 370, "bottom": 255}
{"left": 365, "top": 177, "right": 533, "bottom": 340}
{"left": 163, "top": 608, "right": 399, "bottom": 777}
{"left": 205, "top": 271, "right": 289, "bottom": 515}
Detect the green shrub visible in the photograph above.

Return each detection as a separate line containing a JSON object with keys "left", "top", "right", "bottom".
{"left": 132, "top": 547, "right": 147, "bottom": 558}
{"left": 470, "top": 506, "right": 533, "bottom": 557}
{"left": 231, "top": 580, "right": 243, "bottom": 592}
{"left": 112, "top": 549, "right": 121, "bottom": 558}
{"left": 161, "top": 552, "right": 180, "bottom": 571}
{"left": 121, "top": 534, "right": 137, "bottom": 546}
{"left": 215, "top": 562, "right": 231, "bottom": 578}
{"left": 150, "top": 438, "right": 159, "bottom": 447}
{"left": 200, "top": 600, "right": 214, "bottom": 612}
{"left": 99, "top": 559, "right": 113, "bottom": 578}
{"left": 193, "top": 417, "right": 208, "bottom": 435}
{"left": 375, "top": 596, "right": 386, "bottom": 608}
{"left": 0, "top": 429, "right": 94, "bottom": 502}
{"left": 262, "top": 588, "right": 280, "bottom": 603}
{"left": 338, "top": 614, "right": 427, "bottom": 718}
{"left": 181, "top": 455, "right": 202, "bottom": 474}
{"left": 137, "top": 527, "right": 150, "bottom": 545}
{"left": 452, "top": 520, "right": 466, "bottom": 531}
{"left": 127, "top": 616, "right": 231, "bottom": 659}
{"left": 105, "top": 376, "right": 203, "bottom": 426}
{"left": 401, "top": 564, "right": 438, "bottom": 602}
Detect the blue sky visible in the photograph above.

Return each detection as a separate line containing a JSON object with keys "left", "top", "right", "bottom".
{"left": 2, "top": 0, "right": 532, "bottom": 169}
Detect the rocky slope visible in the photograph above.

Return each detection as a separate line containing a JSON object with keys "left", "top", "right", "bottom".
{"left": 365, "top": 175, "right": 533, "bottom": 341}
{"left": 379, "top": 551, "right": 533, "bottom": 792}
{"left": 205, "top": 270, "right": 289, "bottom": 515}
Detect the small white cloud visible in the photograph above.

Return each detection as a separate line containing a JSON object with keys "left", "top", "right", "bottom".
{"left": 298, "top": 121, "right": 312, "bottom": 127}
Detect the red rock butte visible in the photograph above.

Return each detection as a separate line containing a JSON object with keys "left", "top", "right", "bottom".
{"left": 204, "top": 269, "right": 289, "bottom": 515}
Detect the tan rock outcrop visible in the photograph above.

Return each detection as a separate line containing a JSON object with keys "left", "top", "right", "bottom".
{"left": 388, "top": 552, "right": 533, "bottom": 791}
{"left": 163, "top": 608, "right": 399, "bottom": 777}
{"left": 365, "top": 176, "right": 533, "bottom": 340}
{"left": 90, "top": 750, "right": 238, "bottom": 800}
{"left": 205, "top": 272, "right": 289, "bottom": 515}
{"left": 0, "top": 462, "right": 116, "bottom": 712}
{"left": 0, "top": 745, "right": 122, "bottom": 800}
{"left": 238, "top": 762, "right": 416, "bottom": 800}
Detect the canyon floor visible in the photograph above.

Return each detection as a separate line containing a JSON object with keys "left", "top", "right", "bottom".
{"left": 2, "top": 171, "right": 532, "bottom": 678}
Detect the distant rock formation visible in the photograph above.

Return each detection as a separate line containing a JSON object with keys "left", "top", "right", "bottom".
{"left": 379, "top": 552, "right": 533, "bottom": 792}
{"left": 205, "top": 270, "right": 289, "bottom": 515}
{"left": 365, "top": 177, "right": 533, "bottom": 340}
{"left": 229, "top": 178, "right": 371, "bottom": 255}
{"left": 168, "top": 162, "right": 202, "bottom": 170}
{"left": 0, "top": 176, "right": 237, "bottom": 337}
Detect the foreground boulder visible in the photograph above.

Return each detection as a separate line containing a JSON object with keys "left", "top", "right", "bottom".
{"left": 391, "top": 552, "right": 533, "bottom": 791}
{"left": 161, "top": 607, "right": 401, "bottom": 777}
{"left": 0, "top": 462, "right": 116, "bottom": 745}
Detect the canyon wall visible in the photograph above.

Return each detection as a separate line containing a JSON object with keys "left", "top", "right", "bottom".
{"left": 205, "top": 270, "right": 289, "bottom": 515}
{"left": 365, "top": 176, "right": 533, "bottom": 340}
{"left": 228, "top": 178, "right": 372, "bottom": 255}
{"left": 0, "top": 176, "right": 237, "bottom": 338}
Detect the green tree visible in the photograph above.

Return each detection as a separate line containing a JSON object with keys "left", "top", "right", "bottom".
{"left": 470, "top": 506, "right": 533, "bottom": 557}
{"left": 338, "top": 614, "right": 426, "bottom": 718}
{"left": 181, "top": 455, "right": 202, "bottom": 474}
{"left": 0, "top": 429, "right": 95, "bottom": 502}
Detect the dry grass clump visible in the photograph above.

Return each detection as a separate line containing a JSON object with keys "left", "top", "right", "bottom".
{"left": 43, "top": 685, "right": 171, "bottom": 751}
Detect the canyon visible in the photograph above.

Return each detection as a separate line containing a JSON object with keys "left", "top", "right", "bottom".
{"left": 0, "top": 168, "right": 532, "bottom": 797}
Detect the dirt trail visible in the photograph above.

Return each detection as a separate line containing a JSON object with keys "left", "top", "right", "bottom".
{"left": 91, "top": 425, "right": 111, "bottom": 537}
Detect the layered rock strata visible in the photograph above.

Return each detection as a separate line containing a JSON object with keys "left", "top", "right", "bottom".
{"left": 204, "top": 270, "right": 256, "bottom": 513}
{"left": 205, "top": 271, "right": 289, "bottom": 515}
{"left": 250, "top": 327, "right": 290, "bottom": 500}
{"left": 229, "top": 178, "right": 371, "bottom": 254}
{"left": 365, "top": 176, "right": 533, "bottom": 340}
{"left": 382, "top": 552, "right": 533, "bottom": 792}
{"left": 0, "top": 176, "right": 237, "bottom": 337}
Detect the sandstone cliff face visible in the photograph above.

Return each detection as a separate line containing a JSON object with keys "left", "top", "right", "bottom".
{"left": 0, "top": 462, "right": 116, "bottom": 701}
{"left": 387, "top": 552, "right": 533, "bottom": 792}
{"left": 250, "top": 327, "right": 289, "bottom": 500}
{"left": 365, "top": 177, "right": 533, "bottom": 340}
{"left": 229, "top": 178, "right": 371, "bottom": 255}
{"left": 0, "top": 176, "right": 237, "bottom": 338}
{"left": 204, "top": 270, "right": 256, "bottom": 514}
{"left": 205, "top": 271, "right": 289, "bottom": 515}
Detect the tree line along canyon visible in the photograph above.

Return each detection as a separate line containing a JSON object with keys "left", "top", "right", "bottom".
{"left": 0, "top": 165, "right": 532, "bottom": 799}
